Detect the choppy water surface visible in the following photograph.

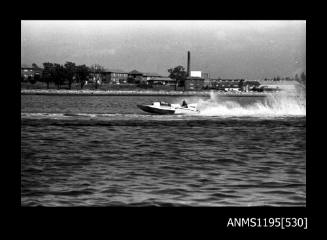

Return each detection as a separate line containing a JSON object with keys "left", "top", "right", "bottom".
{"left": 21, "top": 93, "right": 306, "bottom": 206}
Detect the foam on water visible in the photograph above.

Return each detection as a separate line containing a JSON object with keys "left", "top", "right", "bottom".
{"left": 194, "top": 90, "right": 306, "bottom": 117}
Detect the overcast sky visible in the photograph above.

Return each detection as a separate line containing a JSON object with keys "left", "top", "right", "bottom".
{"left": 21, "top": 20, "right": 306, "bottom": 79}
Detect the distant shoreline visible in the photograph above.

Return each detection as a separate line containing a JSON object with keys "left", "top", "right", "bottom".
{"left": 21, "top": 89, "right": 269, "bottom": 97}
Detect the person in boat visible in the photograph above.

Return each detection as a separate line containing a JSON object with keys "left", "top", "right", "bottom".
{"left": 182, "top": 100, "right": 188, "bottom": 108}
{"left": 160, "top": 101, "right": 170, "bottom": 106}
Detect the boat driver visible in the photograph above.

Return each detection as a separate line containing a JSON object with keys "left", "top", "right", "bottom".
{"left": 182, "top": 100, "right": 188, "bottom": 108}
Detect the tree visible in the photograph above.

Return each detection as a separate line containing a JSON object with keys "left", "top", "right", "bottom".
{"left": 64, "top": 61, "right": 76, "bottom": 89}
{"left": 90, "top": 64, "right": 105, "bottom": 73}
{"left": 168, "top": 65, "right": 187, "bottom": 90}
{"left": 32, "top": 63, "right": 39, "bottom": 69}
{"left": 295, "top": 74, "right": 300, "bottom": 82}
{"left": 42, "top": 62, "right": 68, "bottom": 89}
{"left": 300, "top": 72, "right": 306, "bottom": 86}
{"left": 42, "top": 62, "right": 55, "bottom": 89}
{"left": 52, "top": 64, "right": 67, "bottom": 89}
{"left": 238, "top": 79, "right": 245, "bottom": 91}
{"left": 76, "top": 65, "right": 90, "bottom": 89}
{"left": 90, "top": 64, "right": 105, "bottom": 89}
{"left": 29, "top": 76, "right": 36, "bottom": 84}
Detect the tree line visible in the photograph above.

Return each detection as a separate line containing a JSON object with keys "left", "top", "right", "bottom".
{"left": 26, "top": 62, "right": 184, "bottom": 89}
{"left": 28, "top": 62, "right": 105, "bottom": 89}
{"left": 24, "top": 62, "right": 307, "bottom": 90}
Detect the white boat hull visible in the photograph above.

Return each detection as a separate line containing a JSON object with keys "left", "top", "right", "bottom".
{"left": 137, "top": 102, "right": 199, "bottom": 115}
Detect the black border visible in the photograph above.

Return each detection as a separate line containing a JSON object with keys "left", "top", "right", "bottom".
{"left": 11, "top": 4, "right": 317, "bottom": 234}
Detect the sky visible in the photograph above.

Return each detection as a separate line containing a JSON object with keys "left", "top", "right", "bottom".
{"left": 21, "top": 20, "right": 306, "bottom": 79}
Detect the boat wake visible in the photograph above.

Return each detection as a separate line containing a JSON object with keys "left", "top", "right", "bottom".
{"left": 21, "top": 89, "right": 306, "bottom": 121}
{"left": 191, "top": 91, "right": 306, "bottom": 117}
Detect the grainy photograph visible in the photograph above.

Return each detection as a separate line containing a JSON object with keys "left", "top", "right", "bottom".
{"left": 21, "top": 20, "right": 306, "bottom": 207}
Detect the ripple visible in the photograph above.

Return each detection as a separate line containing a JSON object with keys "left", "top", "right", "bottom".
{"left": 21, "top": 97, "right": 305, "bottom": 207}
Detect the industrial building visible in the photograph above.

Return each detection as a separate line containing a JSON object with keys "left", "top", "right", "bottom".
{"left": 184, "top": 51, "right": 205, "bottom": 91}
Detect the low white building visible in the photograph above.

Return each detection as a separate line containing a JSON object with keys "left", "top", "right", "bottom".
{"left": 190, "top": 71, "right": 202, "bottom": 78}
{"left": 258, "top": 80, "right": 301, "bottom": 91}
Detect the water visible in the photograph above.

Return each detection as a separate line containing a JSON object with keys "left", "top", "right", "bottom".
{"left": 21, "top": 93, "right": 306, "bottom": 206}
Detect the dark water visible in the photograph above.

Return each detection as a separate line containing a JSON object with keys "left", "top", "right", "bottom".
{"left": 21, "top": 95, "right": 306, "bottom": 206}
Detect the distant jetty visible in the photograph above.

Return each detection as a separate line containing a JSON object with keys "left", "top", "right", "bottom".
{"left": 21, "top": 89, "right": 268, "bottom": 97}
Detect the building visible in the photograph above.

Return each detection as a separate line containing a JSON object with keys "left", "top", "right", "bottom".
{"left": 183, "top": 51, "right": 205, "bottom": 90}
{"left": 21, "top": 64, "right": 43, "bottom": 81}
{"left": 219, "top": 80, "right": 241, "bottom": 91}
{"left": 128, "top": 70, "right": 144, "bottom": 83}
{"left": 210, "top": 79, "right": 244, "bottom": 91}
{"left": 202, "top": 73, "right": 210, "bottom": 79}
{"left": 128, "top": 70, "right": 143, "bottom": 79}
{"left": 102, "top": 69, "right": 129, "bottom": 84}
{"left": 146, "top": 77, "right": 176, "bottom": 90}
{"left": 190, "top": 71, "right": 202, "bottom": 78}
{"left": 142, "top": 72, "right": 177, "bottom": 89}
{"left": 88, "top": 72, "right": 102, "bottom": 84}
{"left": 243, "top": 80, "right": 260, "bottom": 92}
{"left": 142, "top": 72, "right": 162, "bottom": 81}
{"left": 185, "top": 71, "right": 205, "bottom": 90}
{"left": 201, "top": 72, "right": 211, "bottom": 88}
{"left": 257, "top": 80, "right": 300, "bottom": 92}
{"left": 184, "top": 77, "right": 205, "bottom": 91}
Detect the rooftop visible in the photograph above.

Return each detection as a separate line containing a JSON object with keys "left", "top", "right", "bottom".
{"left": 143, "top": 72, "right": 162, "bottom": 77}
{"left": 103, "top": 68, "right": 128, "bottom": 74}
{"left": 186, "top": 76, "right": 204, "bottom": 80}
{"left": 148, "top": 77, "right": 175, "bottom": 81}
{"left": 21, "top": 64, "right": 43, "bottom": 70}
{"left": 129, "top": 70, "right": 143, "bottom": 75}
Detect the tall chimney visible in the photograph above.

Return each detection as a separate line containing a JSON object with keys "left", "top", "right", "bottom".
{"left": 187, "top": 51, "right": 190, "bottom": 77}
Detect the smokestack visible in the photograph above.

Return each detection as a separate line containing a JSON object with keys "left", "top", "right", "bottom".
{"left": 187, "top": 51, "right": 190, "bottom": 77}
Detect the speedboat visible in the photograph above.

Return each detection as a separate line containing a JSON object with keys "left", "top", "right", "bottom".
{"left": 137, "top": 101, "right": 199, "bottom": 115}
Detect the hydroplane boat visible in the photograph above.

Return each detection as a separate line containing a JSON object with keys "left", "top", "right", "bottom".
{"left": 137, "top": 101, "right": 199, "bottom": 115}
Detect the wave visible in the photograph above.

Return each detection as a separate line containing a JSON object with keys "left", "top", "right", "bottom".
{"left": 21, "top": 112, "right": 176, "bottom": 120}
{"left": 21, "top": 111, "right": 305, "bottom": 124}
{"left": 21, "top": 112, "right": 112, "bottom": 119}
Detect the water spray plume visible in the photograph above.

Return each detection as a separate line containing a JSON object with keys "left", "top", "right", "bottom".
{"left": 195, "top": 89, "right": 306, "bottom": 117}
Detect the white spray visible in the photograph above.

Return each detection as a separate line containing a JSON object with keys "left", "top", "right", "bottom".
{"left": 186, "top": 88, "right": 306, "bottom": 117}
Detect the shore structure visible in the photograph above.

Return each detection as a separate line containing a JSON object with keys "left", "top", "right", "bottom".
{"left": 21, "top": 89, "right": 269, "bottom": 97}
{"left": 21, "top": 50, "right": 303, "bottom": 94}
